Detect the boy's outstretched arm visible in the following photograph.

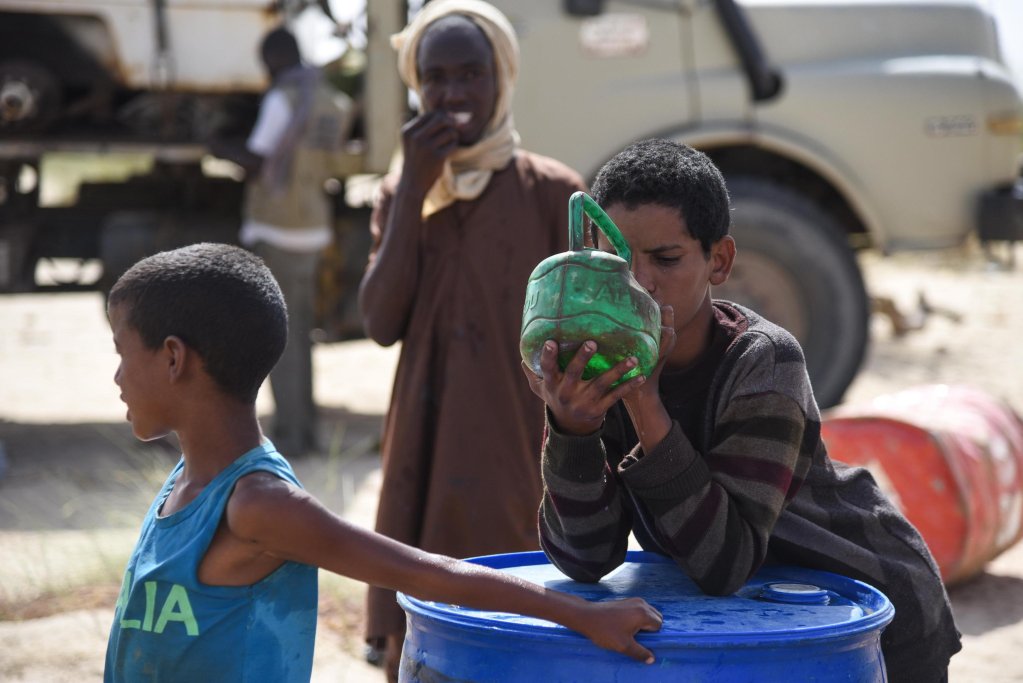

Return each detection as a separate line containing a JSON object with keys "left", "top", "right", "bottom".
{"left": 224, "top": 473, "right": 663, "bottom": 663}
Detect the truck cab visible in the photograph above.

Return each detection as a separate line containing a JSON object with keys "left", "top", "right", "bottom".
{"left": 1, "top": 0, "right": 1021, "bottom": 407}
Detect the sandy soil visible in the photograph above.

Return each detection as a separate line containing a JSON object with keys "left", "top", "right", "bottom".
{"left": 1, "top": 242, "right": 1022, "bottom": 681}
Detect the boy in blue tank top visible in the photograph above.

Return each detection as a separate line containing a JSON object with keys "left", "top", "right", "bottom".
{"left": 103, "top": 243, "right": 662, "bottom": 682}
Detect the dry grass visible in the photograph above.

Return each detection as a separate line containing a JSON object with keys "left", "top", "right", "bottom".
{"left": 0, "top": 583, "right": 120, "bottom": 621}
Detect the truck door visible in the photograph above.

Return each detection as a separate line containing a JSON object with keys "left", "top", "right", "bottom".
{"left": 687, "top": 0, "right": 778, "bottom": 123}
{"left": 494, "top": 0, "right": 698, "bottom": 181}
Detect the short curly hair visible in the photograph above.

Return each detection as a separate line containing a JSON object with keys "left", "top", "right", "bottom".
{"left": 260, "top": 27, "right": 301, "bottom": 69}
{"left": 590, "top": 139, "right": 731, "bottom": 256}
{"left": 108, "top": 242, "right": 287, "bottom": 404}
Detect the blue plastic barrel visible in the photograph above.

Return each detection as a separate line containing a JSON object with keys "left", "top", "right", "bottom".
{"left": 397, "top": 551, "right": 894, "bottom": 682}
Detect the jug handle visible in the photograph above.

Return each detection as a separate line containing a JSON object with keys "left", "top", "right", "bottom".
{"left": 569, "top": 191, "right": 632, "bottom": 266}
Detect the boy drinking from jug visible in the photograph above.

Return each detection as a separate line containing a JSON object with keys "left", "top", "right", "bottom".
{"left": 103, "top": 243, "right": 661, "bottom": 682}
{"left": 523, "top": 139, "right": 960, "bottom": 682}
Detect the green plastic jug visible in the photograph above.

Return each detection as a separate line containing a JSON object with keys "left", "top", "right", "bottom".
{"left": 520, "top": 191, "right": 660, "bottom": 384}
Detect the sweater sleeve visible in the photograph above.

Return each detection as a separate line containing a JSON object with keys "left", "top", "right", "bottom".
{"left": 620, "top": 389, "right": 810, "bottom": 595}
{"left": 540, "top": 318, "right": 816, "bottom": 595}
{"left": 538, "top": 410, "right": 632, "bottom": 582}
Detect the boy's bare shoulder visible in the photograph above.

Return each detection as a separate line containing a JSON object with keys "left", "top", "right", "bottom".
{"left": 217, "top": 468, "right": 354, "bottom": 569}
{"left": 224, "top": 470, "right": 304, "bottom": 541}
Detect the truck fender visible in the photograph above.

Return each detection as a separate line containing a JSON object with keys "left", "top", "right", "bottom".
{"left": 681, "top": 124, "right": 886, "bottom": 248}
{"left": 630, "top": 125, "right": 876, "bottom": 407}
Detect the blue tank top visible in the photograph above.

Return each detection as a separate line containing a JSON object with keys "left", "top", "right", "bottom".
{"left": 104, "top": 442, "right": 318, "bottom": 682}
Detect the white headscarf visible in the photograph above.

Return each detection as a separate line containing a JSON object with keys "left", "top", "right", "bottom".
{"left": 391, "top": 0, "right": 520, "bottom": 218}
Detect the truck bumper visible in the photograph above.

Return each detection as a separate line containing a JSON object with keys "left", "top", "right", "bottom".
{"left": 978, "top": 180, "right": 1023, "bottom": 242}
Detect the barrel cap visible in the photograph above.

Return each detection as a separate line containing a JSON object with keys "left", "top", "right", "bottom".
{"left": 760, "top": 582, "right": 831, "bottom": 605}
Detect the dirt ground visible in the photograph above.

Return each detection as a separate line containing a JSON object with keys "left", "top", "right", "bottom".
{"left": 2, "top": 241, "right": 1023, "bottom": 681}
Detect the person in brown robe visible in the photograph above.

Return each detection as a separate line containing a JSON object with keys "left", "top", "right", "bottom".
{"left": 356, "top": 1, "right": 586, "bottom": 679}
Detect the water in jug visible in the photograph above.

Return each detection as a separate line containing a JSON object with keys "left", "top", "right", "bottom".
{"left": 520, "top": 191, "right": 660, "bottom": 384}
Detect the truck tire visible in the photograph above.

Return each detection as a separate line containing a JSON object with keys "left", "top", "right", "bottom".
{"left": 715, "top": 176, "right": 869, "bottom": 408}
{"left": 98, "top": 209, "right": 240, "bottom": 295}
{"left": 0, "top": 59, "right": 61, "bottom": 132}
{"left": 98, "top": 211, "right": 161, "bottom": 295}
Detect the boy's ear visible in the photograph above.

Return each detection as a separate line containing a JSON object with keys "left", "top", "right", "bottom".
{"left": 163, "top": 335, "right": 190, "bottom": 383}
{"left": 709, "top": 235, "right": 736, "bottom": 287}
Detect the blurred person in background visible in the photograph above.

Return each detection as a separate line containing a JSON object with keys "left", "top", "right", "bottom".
{"left": 212, "top": 27, "right": 352, "bottom": 456}
{"left": 356, "top": 1, "right": 586, "bottom": 678}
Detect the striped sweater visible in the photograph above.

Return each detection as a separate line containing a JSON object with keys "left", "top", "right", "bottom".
{"left": 539, "top": 302, "right": 960, "bottom": 682}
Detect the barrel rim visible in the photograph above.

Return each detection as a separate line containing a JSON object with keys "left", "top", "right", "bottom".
{"left": 398, "top": 551, "right": 895, "bottom": 646}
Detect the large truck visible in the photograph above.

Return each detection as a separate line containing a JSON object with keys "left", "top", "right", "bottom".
{"left": 1, "top": 0, "right": 1021, "bottom": 408}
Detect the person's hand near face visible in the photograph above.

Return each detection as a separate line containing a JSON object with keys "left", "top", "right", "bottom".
{"left": 400, "top": 15, "right": 498, "bottom": 195}
{"left": 521, "top": 339, "right": 648, "bottom": 437}
{"left": 524, "top": 200, "right": 734, "bottom": 453}
{"left": 520, "top": 305, "right": 675, "bottom": 446}
{"left": 399, "top": 111, "right": 460, "bottom": 196}
{"left": 359, "top": 15, "right": 503, "bottom": 347}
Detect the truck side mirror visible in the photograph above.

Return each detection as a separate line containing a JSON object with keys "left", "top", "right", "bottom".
{"left": 563, "top": 0, "right": 605, "bottom": 17}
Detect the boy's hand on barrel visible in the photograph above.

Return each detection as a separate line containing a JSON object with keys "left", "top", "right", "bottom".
{"left": 578, "top": 597, "right": 662, "bottom": 664}
{"left": 521, "top": 339, "right": 645, "bottom": 436}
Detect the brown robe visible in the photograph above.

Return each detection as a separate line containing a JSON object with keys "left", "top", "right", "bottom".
{"left": 363, "top": 150, "right": 586, "bottom": 641}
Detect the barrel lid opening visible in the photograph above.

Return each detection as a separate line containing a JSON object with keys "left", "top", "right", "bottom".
{"left": 760, "top": 582, "right": 831, "bottom": 605}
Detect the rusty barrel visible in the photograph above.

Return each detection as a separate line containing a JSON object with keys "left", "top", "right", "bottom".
{"left": 822, "top": 384, "right": 1023, "bottom": 585}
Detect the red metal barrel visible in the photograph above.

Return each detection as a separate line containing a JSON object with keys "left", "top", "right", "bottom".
{"left": 821, "top": 384, "right": 1023, "bottom": 585}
